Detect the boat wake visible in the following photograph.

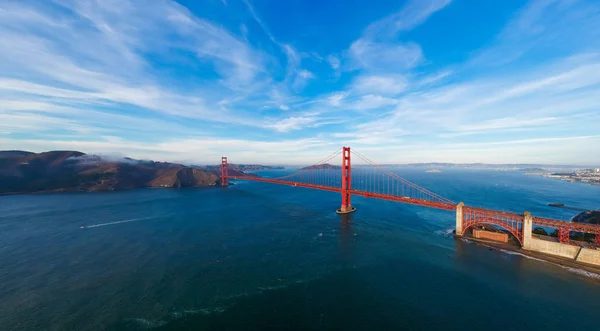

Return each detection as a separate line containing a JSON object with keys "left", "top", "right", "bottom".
{"left": 128, "top": 273, "right": 333, "bottom": 329}
{"left": 81, "top": 216, "right": 157, "bottom": 229}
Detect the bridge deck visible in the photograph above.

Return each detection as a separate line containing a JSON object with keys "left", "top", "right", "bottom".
{"left": 230, "top": 176, "right": 600, "bottom": 235}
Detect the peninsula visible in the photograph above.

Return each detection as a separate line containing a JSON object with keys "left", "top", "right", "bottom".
{"left": 0, "top": 150, "right": 259, "bottom": 195}
{"left": 541, "top": 169, "right": 600, "bottom": 186}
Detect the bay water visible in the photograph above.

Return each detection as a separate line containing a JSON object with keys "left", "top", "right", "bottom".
{"left": 1, "top": 169, "right": 599, "bottom": 330}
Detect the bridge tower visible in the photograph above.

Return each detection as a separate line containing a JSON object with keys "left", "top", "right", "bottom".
{"left": 336, "top": 146, "right": 356, "bottom": 214}
{"left": 221, "top": 156, "right": 229, "bottom": 186}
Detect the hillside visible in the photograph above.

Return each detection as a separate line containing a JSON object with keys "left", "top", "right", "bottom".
{"left": 300, "top": 163, "right": 341, "bottom": 170}
{"left": 0, "top": 151, "right": 221, "bottom": 195}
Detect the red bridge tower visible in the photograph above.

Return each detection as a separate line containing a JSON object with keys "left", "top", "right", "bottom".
{"left": 336, "top": 146, "right": 356, "bottom": 214}
{"left": 221, "top": 156, "right": 229, "bottom": 186}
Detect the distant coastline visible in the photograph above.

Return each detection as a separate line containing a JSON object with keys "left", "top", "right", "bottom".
{"left": 528, "top": 169, "right": 600, "bottom": 187}
{"left": 0, "top": 150, "right": 264, "bottom": 196}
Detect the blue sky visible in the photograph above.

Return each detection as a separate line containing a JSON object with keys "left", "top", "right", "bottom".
{"left": 1, "top": 0, "right": 599, "bottom": 165}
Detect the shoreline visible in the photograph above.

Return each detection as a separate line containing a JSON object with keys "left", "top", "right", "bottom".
{"left": 457, "top": 235, "right": 600, "bottom": 277}
{"left": 526, "top": 173, "right": 600, "bottom": 187}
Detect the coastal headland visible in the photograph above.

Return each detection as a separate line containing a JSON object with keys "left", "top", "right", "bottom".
{"left": 0, "top": 150, "right": 260, "bottom": 195}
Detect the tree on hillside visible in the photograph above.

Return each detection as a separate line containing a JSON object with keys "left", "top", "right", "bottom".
{"left": 533, "top": 227, "right": 548, "bottom": 236}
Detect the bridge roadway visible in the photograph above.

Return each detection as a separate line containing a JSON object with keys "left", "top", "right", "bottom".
{"left": 230, "top": 176, "right": 600, "bottom": 237}
{"left": 230, "top": 176, "right": 455, "bottom": 211}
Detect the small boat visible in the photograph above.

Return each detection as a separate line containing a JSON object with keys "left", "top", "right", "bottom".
{"left": 548, "top": 203, "right": 564, "bottom": 207}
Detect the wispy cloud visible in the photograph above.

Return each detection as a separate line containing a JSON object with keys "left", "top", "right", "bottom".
{"left": 348, "top": 40, "right": 423, "bottom": 72}
{"left": 354, "top": 135, "right": 600, "bottom": 165}
{"left": 339, "top": 54, "right": 600, "bottom": 140}
{"left": 2, "top": 0, "right": 600, "bottom": 164}
{"left": 351, "top": 75, "right": 408, "bottom": 95}
{"left": 327, "top": 55, "right": 341, "bottom": 70}
{"left": 242, "top": 0, "right": 277, "bottom": 43}
{"left": 0, "top": 136, "right": 338, "bottom": 164}
{"left": 0, "top": 0, "right": 328, "bottom": 144}
{"left": 0, "top": 0, "right": 268, "bottom": 122}
{"left": 363, "top": 0, "right": 453, "bottom": 39}
{"left": 310, "top": 0, "right": 600, "bottom": 165}
{"left": 343, "top": 0, "right": 452, "bottom": 73}
{"left": 470, "top": 0, "right": 600, "bottom": 66}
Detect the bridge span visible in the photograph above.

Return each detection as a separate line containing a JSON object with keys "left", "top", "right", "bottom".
{"left": 221, "top": 147, "right": 600, "bottom": 251}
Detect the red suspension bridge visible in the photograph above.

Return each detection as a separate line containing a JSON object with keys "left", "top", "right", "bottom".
{"left": 221, "top": 147, "right": 600, "bottom": 248}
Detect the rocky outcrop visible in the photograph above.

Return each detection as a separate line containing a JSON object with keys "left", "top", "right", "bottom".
{"left": 573, "top": 210, "right": 600, "bottom": 225}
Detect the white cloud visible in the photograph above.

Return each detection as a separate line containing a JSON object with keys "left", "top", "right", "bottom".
{"left": 298, "top": 70, "right": 314, "bottom": 79}
{"left": 331, "top": 131, "right": 404, "bottom": 146}
{"left": 242, "top": 0, "right": 277, "bottom": 43}
{"left": 327, "top": 55, "right": 341, "bottom": 70}
{"left": 0, "top": 112, "right": 98, "bottom": 135}
{"left": 340, "top": 0, "right": 452, "bottom": 75}
{"left": 2, "top": 0, "right": 600, "bottom": 165}
{"left": 417, "top": 70, "right": 452, "bottom": 86}
{"left": 364, "top": 0, "right": 453, "bottom": 39}
{"left": 348, "top": 95, "right": 398, "bottom": 111}
{"left": 292, "top": 69, "right": 316, "bottom": 91}
{"left": 266, "top": 116, "right": 317, "bottom": 132}
{"left": 354, "top": 135, "right": 600, "bottom": 165}
{"left": 0, "top": 99, "right": 219, "bottom": 137}
{"left": 338, "top": 54, "right": 600, "bottom": 147}
{"left": 444, "top": 117, "right": 558, "bottom": 137}
{"left": 0, "top": 136, "right": 338, "bottom": 165}
{"left": 348, "top": 39, "right": 423, "bottom": 72}
{"left": 351, "top": 75, "right": 408, "bottom": 95}
{"left": 328, "top": 92, "right": 348, "bottom": 107}
{"left": 471, "top": 0, "right": 600, "bottom": 66}
{"left": 0, "top": 0, "right": 268, "bottom": 121}
{"left": 0, "top": 0, "right": 329, "bottom": 139}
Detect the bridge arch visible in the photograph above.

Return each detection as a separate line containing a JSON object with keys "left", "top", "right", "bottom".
{"left": 463, "top": 222, "right": 523, "bottom": 247}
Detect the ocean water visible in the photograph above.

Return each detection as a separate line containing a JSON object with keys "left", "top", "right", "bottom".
{"left": 0, "top": 168, "right": 599, "bottom": 331}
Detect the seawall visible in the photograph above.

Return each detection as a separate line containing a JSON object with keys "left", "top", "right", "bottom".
{"left": 525, "top": 237, "right": 580, "bottom": 259}
{"left": 521, "top": 237, "right": 600, "bottom": 267}
{"left": 455, "top": 202, "right": 600, "bottom": 269}
{"left": 575, "top": 248, "right": 600, "bottom": 265}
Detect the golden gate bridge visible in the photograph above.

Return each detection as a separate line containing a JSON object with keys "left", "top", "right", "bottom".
{"left": 221, "top": 147, "right": 600, "bottom": 248}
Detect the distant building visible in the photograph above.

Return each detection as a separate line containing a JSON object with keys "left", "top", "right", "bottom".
{"left": 596, "top": 168, "right": 600, "bottom": 173}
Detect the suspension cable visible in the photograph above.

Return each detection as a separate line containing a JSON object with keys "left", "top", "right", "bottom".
{"left": 272, "top": 148, "right": 343, "bottom": 180}
{"left": 351, "top": 149, "right": 455, "bottom": 204}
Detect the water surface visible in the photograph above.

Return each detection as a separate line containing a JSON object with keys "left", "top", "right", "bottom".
{"left": 1, "top": 169, "right": 599, "bottom": 330}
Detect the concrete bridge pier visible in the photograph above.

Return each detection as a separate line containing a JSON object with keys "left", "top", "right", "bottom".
{"left": 455, "top": 202, "right": 464, "bottom": 236}
{"left": 523, "top": 211, "right": 533, "bottom": 249}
